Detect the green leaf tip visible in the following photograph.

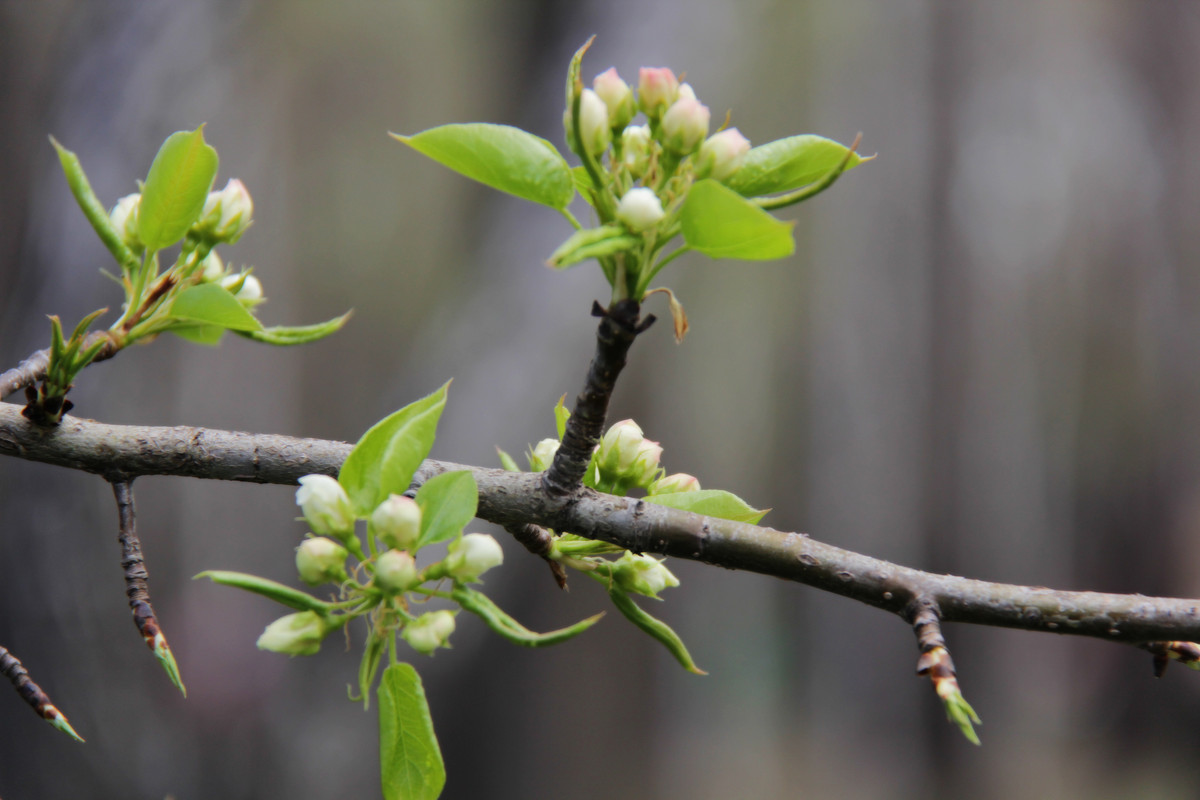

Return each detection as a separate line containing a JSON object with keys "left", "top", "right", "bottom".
{"left": 47, "top": 708, "right": 86, "bottom": 743}
{"left": 153, "top": 636, "right": 187, "bottom": 697}
{"left": 235, "top": 310, "right": 353, "bottom": 346}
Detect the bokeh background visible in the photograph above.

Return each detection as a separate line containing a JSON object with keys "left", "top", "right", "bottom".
{"left": 3, "top": 1, "right": 1200, "bottom": 797}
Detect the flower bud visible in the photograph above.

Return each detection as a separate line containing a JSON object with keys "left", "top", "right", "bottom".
{"left": 109, "top": 193, "right": 142, "bottom": 252}
{"left": 578, "top": 89, "right": 612, "bottom": 156}
{"left": 694, "top": 128, "right": 751, "bottom": 182}
{"left": 220, "top": 272, "right": 264, "bottom": 306}
{"left": 649, "top": 472, "right": 701, "bottom": 495}
{"left": 195, "top": 178, "right": 253, "bottom": 244}
{"left": 627, "top": 438, "right": 664, "bottom": 488}
{"left": 612, "top": 552, "right": 680, "bottom": 598}
{"left": 593, "top": 67, "right": 635, "bottom": 131}
{"left": 402, "top": 610, "right": 456, "bottom": 655}
{"left": 295, "top": 536, "right": 349, "bottom": 586}
{"left": 199, "top": 250, "right": 225, "bottom": 282}
{"left": 444, "top": 533, "right": 504, "bottom": 583}
{"left": 256, "top": 611, "right": 330, "bottom": 656}
{"left": 528, "top": 438, "right": 560, "bottom": 472}
{"left": 677, "top": 82, "right": 697, "bottom": 103}
{"left": 660, "top": 97, "right": 710, "bottom": 155}
{"left": 295, "top": 474, "right": 355, "bottom": 538}
{"left": 620, "top": 125, "right": 652, "bottom": 178}
{"left": 637, "top": 67, "right": 679, "bottom": 120}
{"left": 596, "top": 419, "right": 646, "bottom": 475}
{"left": 371, "top": 494, "right": 422, "bottom": 551}
{"left": 616, "top": 188, "right": 665, "bottom": 232}
{"left": 375, "top": 549, "right": 421, "bottom": 594}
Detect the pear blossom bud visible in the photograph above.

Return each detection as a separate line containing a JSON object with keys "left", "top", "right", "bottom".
{"left": 195, "top": 178, "right": 253, "bottom": 244}
{"left": 637, "top": 67, "right": 679, "bottom": 120}
{"left": 256, "top": 611, "right": 330, "bottom": 656}
{"left": 295, "top": 475, "right": 355, "bottom": 538}
{"left": 199, "top": 250, "right": 224, "bottom": 282}
{"left": 109, "top": 193, "right": 142, "bottom": 251}
{"left": 371, "top": 494, "right": 422, "bottom": 551}
{"left": 375, "top": 549, "right": 421, "bottom": 594}
{"left": 627, "top": 438, "right": 664, "bottom": 488}
{"left": 616, "top": 188, "right": 665, "bottom": 232}
{"left": 444, "top": 533, "right": 504, "bottom": 583}
{"left": 649, "top": 472, "right": 701, "bottom": 495}
{"left": 612, "top": 552, "right": 680, "bottom": 598}
{"left": 694, "top": 128, "right": 751, "bottom": 182}
{"left": 528, "top": 438, "right": 560, "bottom": 472}
{"left": 402, "top": 610, "right": 457, "bottom": 655}
{"left": 295, "top": 537, "right": 349, "bottom": 586}
{"left": 578, "top": 89, "right": 612, "bottom": 156}
{"left": 593, "top": 67, "right": 635, "bottom": 131}
{"left": 677, "top": 82, "right": 697, "bottom": 103}
{"left": 620, "top": 125, "right": 652, "bottom": 178}
{"left": 220, "top": 273, "right": 263, "bottom": 306}
{"left": 660, "top": 97, "right": 710, "bottom": 155}
{"left": 597, "top": 419, "right": 645, "bottom": 475}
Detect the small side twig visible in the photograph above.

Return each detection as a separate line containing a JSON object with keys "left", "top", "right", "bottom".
{"left": 506, "top": 522, "right": 568, "bottom": 589}
{"left": 0, "top": 643, "right": 84, "bottom": 741}
{"left": 1, "top": 333, "right": 117, "bottom": 402}
{"left": 542, "top": 300, "right": 654, "bottom": 498}
{"left": 910, "top": 598, "right": 981, "bottom": 745}
{"left": 1139, "top": 640, "right": 1200, "bottom": 677}
{"left": 111, "top": 479, "right": 186, "bottom": 696}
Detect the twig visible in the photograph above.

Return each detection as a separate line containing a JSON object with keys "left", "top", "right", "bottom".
{"left": 910, "top": 598, "right": 980, "bottom": 744}
{"left": 541, "top": 300, "right": 654, "bottom": 498}
{"left": 0, "top": 333, "right": 117, "bottom": 401}
{"left": 4, "top": 401, "right": 1200, "bottom": 646}
{"left": 505, "top": 522, "right": 568, "bottom": 589}
{"left": 0, "top": 643, "right": 84, "bottom": 741}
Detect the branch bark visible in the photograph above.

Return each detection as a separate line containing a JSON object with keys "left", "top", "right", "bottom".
{"left": 3, "top": 401, "right": 1200, "bottom": 644}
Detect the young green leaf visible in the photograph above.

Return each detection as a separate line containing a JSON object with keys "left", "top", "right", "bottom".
{"left": 571, "top": 165, "right": 596, "bottom": 201}
{"left": 339, "top": 382, "right": 449, "bottom": 515}
{"left": 553, "top": 394, "right": 570, "bottom": 441}
{"left": 496, "top": 447, "right": 520, "bottom": 472}
{"left": 392, "top": 123, "right": 574, "bottom": 209}
{"left": 680, "top": 180, "right": 795, "bottom": 261}
{"left": 378, "top": 663, "right": 446, "bottom": 800}
{"left": 194, "top": 570, "right": 333, "bottom": 613}
{"left": 170, "top": 324, "right": 226, "bottom": 345}
{"left": 415, "top": 470, "right": 478, "bottom": 548}
{"left": 168, "top": 283, "right": 263, "bottom": 332}
{"left": 547, "top": 224, "right": 641, "bottom": 269}
{"left": 644, "top": 489, "right": 768, "bottom": 524}
{"left": 234, "top": 311, "right": 353, "bottom": 345}
{"left": 607, "top": 585, "right": 706, "bottom": 674}
{"left": 725, "top": 134, "right": 865, "bottom": 198}
{"left": 49, "top": 137, "right": 138, "bottom": 271}
{"left": 138, "top": 127, "right": 219, "bottom": 251}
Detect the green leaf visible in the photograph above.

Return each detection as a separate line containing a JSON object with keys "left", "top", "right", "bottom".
{"left": 170, "top": 324, "right": 226, "bottom": 345}
{"left": 644, "top": 489, "right": 768, "bottom": 524}
{"left": 553, "top": 394, "right": 570, "bottom": 440}
{"left": 680, "top": 180, "right": 795, "bottom": 261}
{"left": 393, "top": 123, "right": 574, "bottom": 209}
{"left": 415, "top": 471, "right": 478, "bottom": 548}
{"left": 138, "top": 128, "right": 219, "bottom": 251}
{"left": 452, "top": 585, "right": 603, "bottom": 647}
{"left": 194, "top": 570, "right": 333, "bottom": 613}
{"left": 167, "top": 283, "right": 263, "bottom": 332}
{"left": 607, "top": 585, "right": 705, "bottom": 674}
{"left": 49, "top": 137, "right": 138, "bottom": 271}
{"left": 339, "top": 382, "right": 449, "bottom": 515}
{"left": 725, "top": 135, "right": 865, "bottom": 198}
{"left": 547, "top": 224, "right": 641, "bottom": 269}
{"left": 235, "top": 311, "right": 353, "bottom": 345}
{"left": 379, "top": 663, "right": 446, "bottom": 800}
{"left": 496, "top": 447, "right": 520, "bottom": 472}
{"left": 571, "top": 165, "right": 596, "bottom": 200}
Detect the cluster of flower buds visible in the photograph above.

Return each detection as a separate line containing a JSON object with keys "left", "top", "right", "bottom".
{"left": 593, "top": 419, "right": 664, "bottom": 493}
{"left": 566, "top": 65, "right": 752, "bottom": 237}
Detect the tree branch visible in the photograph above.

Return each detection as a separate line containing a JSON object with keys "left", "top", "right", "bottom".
{"left": 3, "top": 401, "right": 1200, "bottom": 645}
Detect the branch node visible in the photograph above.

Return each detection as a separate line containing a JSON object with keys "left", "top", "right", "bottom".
{"left": 506, "top": 522, "right": 568, "bottom": 589}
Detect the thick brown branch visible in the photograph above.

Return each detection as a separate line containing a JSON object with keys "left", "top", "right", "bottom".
{"left": 3, "top": 401, "right": 1200, "bottom": 643}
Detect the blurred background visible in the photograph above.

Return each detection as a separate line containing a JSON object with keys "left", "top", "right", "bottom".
{"left": 3, "top": 0, "right": 1200, "bottom": 797}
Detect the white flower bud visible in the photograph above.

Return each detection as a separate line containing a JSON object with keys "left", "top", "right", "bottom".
{"left": 195, "top": 178, "right": 253, "bottom": 244}
{"left": 676, "top": 82, "right": 698, "bottom": 103}
{"left": 660, "top": 97, "right": 711, "bottom": 156}
{"left": 220, "top": 273, "right": 264, "bottom": 306}
{"left": 637, "top": 67, "right": 680, "bottom": 120}
{"left": 627, "top": 438, "right": 664, "bottom": 488}
{"left": 444, "top": 533, "right": 504, "bottom": 583}
{"left": 109, "top": 193, "right": 142, "bottom": 252}
{"left": 199, "top": 250, "right": 225, "bottom": 282}
{"left": 616, "top": 188, "right": 665, "bottom": 232}
{"left": 528, "top": 438, "right": 560, "bottom": 472}
{"left": 256, "top": 611, "right": 329, "bottom": 656}
{"left": 613, "top": 552, "right": 680, "bottom": 598}
{"left": 371, "top": 494, "right": 422, "bottom": 551}
{"left": 375, "top": 549, "right": 421, "bottom": 594}
{"left": 295, "top": 537, "right": 349, "bottom": 586}
{"left": 295, "top": 475, "right": 355, "bottom": 538}
{"left": 649, "top": 472, "right": 701, "bottom": 495}
{"left": 596, "top": 419, "right": 646, "bottom": 475}
{"left": 695, "top": 128, "right": 751, "bottom": 182}
{"left": 402, "top": 610, "right": 456, "bottom": 655}
{"left": 578, "top": 89, "right": 612, "bottom": 156}
{"left": 620, "top": 125, "right": 653, "bottom": 178}
{"left": 593, "top": 67, "right": 635, "bottom": 131}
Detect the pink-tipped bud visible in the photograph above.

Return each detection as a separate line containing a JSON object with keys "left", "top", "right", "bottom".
{"left": 695, "top": 128, "right": 751, "bottom": 182}
{"left": 593, "top": 67, "right": 635, "bottom": 131}
{"left": 649, "top": 472, "right": 701, "bottom": 495}
{"left": 578, "top": 89, "right": 612, "bottom": 156}
{"left": 637, "top": 67, "right": 679, "bottom": 120}
{"left": 375, "top": 549, "right": 421, "bottom": 594}
{"left": 660, "top": 97, "right": 710, "bottom": 155}
{"left": 616, "top": 188, "right": 665, "bottom": 232}
{"left": 627, "top": 438, "right": 664, "bottom": 488}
